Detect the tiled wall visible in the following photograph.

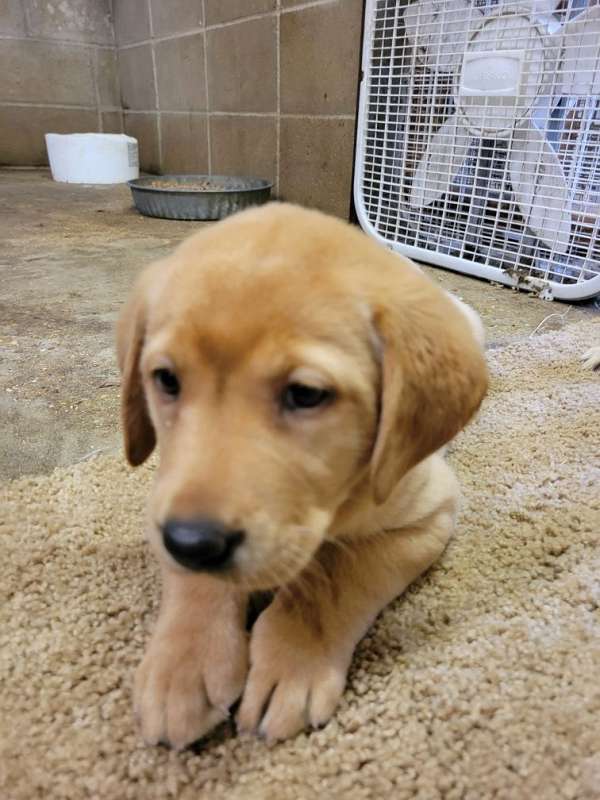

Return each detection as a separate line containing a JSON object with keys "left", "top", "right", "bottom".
{"left": 0, "top": 0, "right": 364, "bottom": 218}
{"left": 115, "top": 0, "right": 363, "bottom": 217}
{"left": 0, "top": 0, "right": 121, "bottom": 165}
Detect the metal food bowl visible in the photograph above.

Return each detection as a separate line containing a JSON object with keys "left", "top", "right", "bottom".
{"left": 128, "top": 174, "right": 273, "bottom": 220}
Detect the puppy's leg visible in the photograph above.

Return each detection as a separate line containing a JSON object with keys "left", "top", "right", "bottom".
{"left": 238, "top": 504, "right": 454, "bottom": 742}
{"left": 135, "top": 566, "right": 248, "bottom": 750}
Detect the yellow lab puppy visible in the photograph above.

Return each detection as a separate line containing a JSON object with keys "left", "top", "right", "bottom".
{"left": 117, "top": 203, "right": 488, "bottom": 749}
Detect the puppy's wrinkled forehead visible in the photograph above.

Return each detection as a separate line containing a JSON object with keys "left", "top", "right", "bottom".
{"left": 145, "top": 247, "right": 367, "bottom": 373}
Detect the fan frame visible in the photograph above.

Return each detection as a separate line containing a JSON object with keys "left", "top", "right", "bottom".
{"left": 353, "top": 0, "right": 600, "bottom": 301}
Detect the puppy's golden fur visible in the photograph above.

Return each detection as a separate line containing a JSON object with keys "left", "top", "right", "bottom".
{"left": 581, "top": 345, "right": 600, "bottom": 370}
{"left": 117, "top": 203, "right": 488, "bottom": 748}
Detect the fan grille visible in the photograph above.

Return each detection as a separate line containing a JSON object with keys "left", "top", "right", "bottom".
{"left": 356, "top": 0, "right": 600, "bottom": 298}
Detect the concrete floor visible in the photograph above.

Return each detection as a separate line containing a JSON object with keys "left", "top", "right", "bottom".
{"left": 1, "top": 168, "right": 597, "bottom": 480}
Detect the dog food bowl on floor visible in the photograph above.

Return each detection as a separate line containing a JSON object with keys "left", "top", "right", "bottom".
{"left": 128, "top": 175, "right": 272, "bottom": 220}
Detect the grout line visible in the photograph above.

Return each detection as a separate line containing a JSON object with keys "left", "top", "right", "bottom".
{"left": 110, "top": 27, "right": 123, "bottom": 132}
{"left": 22, "top": 0, "right": 32, "bottom": 36}
{"left": 146, "top": 0, "right": 162, "bottom": 169}
{"left": 0, "top": 101, "right": 122, "bottom": 111}
{"left": 275, "top": 0, "right": 281, "bottom": 196}
{"left": 279, "top": 112, "right": 356, "bottom": 121}
{"left": 280, "top": 0, "right": 338, "bottom": 13}
{"left": 204, "top": 110, "right": 278, "bottom": 118}
{"left": 281, "top": 0, "right": 339, "bottom": 14}
{"left": 0, "top": 33, "right": 115, "bottom": 48}
{"left": 134, "top": 110, "right": 209, "bottom": 118}
{"left": 117, "top": 26, "right": 204, "bottom": 50}
{"left": 201, "top": 0, "right": 212, "bottom": 175}
{"left": 91, "top": 45, "right": 103, "bottom": 132}
{"left": 107, "top": 0, "right": 116, "bottom": 46}
{"left": 121, "top": 110, "right": 355, "bottom": 120}
{"left": 106, "top": 0, "right": 120, "bottom": 132}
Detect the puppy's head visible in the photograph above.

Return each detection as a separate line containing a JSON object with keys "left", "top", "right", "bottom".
{"left": 117, "top": 204, "right": 487, "bottom": 589}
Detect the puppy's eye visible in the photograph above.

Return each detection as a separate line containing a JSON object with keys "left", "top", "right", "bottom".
{"left": 282, "top": 383, "right": 332, "bottom": 412}
{"left": 153, "top": 368, "right": 180, "bottom": 397}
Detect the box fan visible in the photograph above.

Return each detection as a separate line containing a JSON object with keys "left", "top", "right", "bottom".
{"left": 354, "top": 0, "right": 600, "bottom": 300}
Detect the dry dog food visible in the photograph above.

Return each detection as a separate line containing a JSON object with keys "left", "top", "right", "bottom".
{"left": 148, "top": 179, "right": 228, "bottom": 191}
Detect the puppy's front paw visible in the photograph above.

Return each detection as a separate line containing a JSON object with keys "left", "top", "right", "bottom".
{"left": 581, "top": 345, "right": 600, "bottom": 371}
{"left": 134, "top": 617, "right": 248, "bottom": 750}
{"left": 237, "top": 601, "right": 348, "bottom": 743}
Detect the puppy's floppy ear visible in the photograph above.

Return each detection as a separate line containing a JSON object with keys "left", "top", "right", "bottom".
{"left": 369, "top": 279, "right": 488, "bottom": 504}
{"left": 116, "top": 268, "right": 157, "bottom": 466}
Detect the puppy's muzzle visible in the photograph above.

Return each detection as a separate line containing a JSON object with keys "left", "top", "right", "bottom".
{"left": 161, "top": 517, "right": 245, "bottom": 571}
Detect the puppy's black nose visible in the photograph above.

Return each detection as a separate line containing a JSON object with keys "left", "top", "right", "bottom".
{"left": 161, "top": 518, "right": 244, "bottom": 571}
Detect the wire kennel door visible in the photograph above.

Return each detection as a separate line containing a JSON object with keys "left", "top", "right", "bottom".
{"left": 354, "top": 0, "right": 600, "bottom": 301}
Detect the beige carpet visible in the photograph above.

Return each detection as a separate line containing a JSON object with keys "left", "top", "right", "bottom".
{"left": 1, "top": 318, "right": 599, "bottom": 800}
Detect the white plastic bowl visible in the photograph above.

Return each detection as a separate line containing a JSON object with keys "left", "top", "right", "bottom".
{"left": 45, "top": 133, "right": 139, "bottom": 184}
